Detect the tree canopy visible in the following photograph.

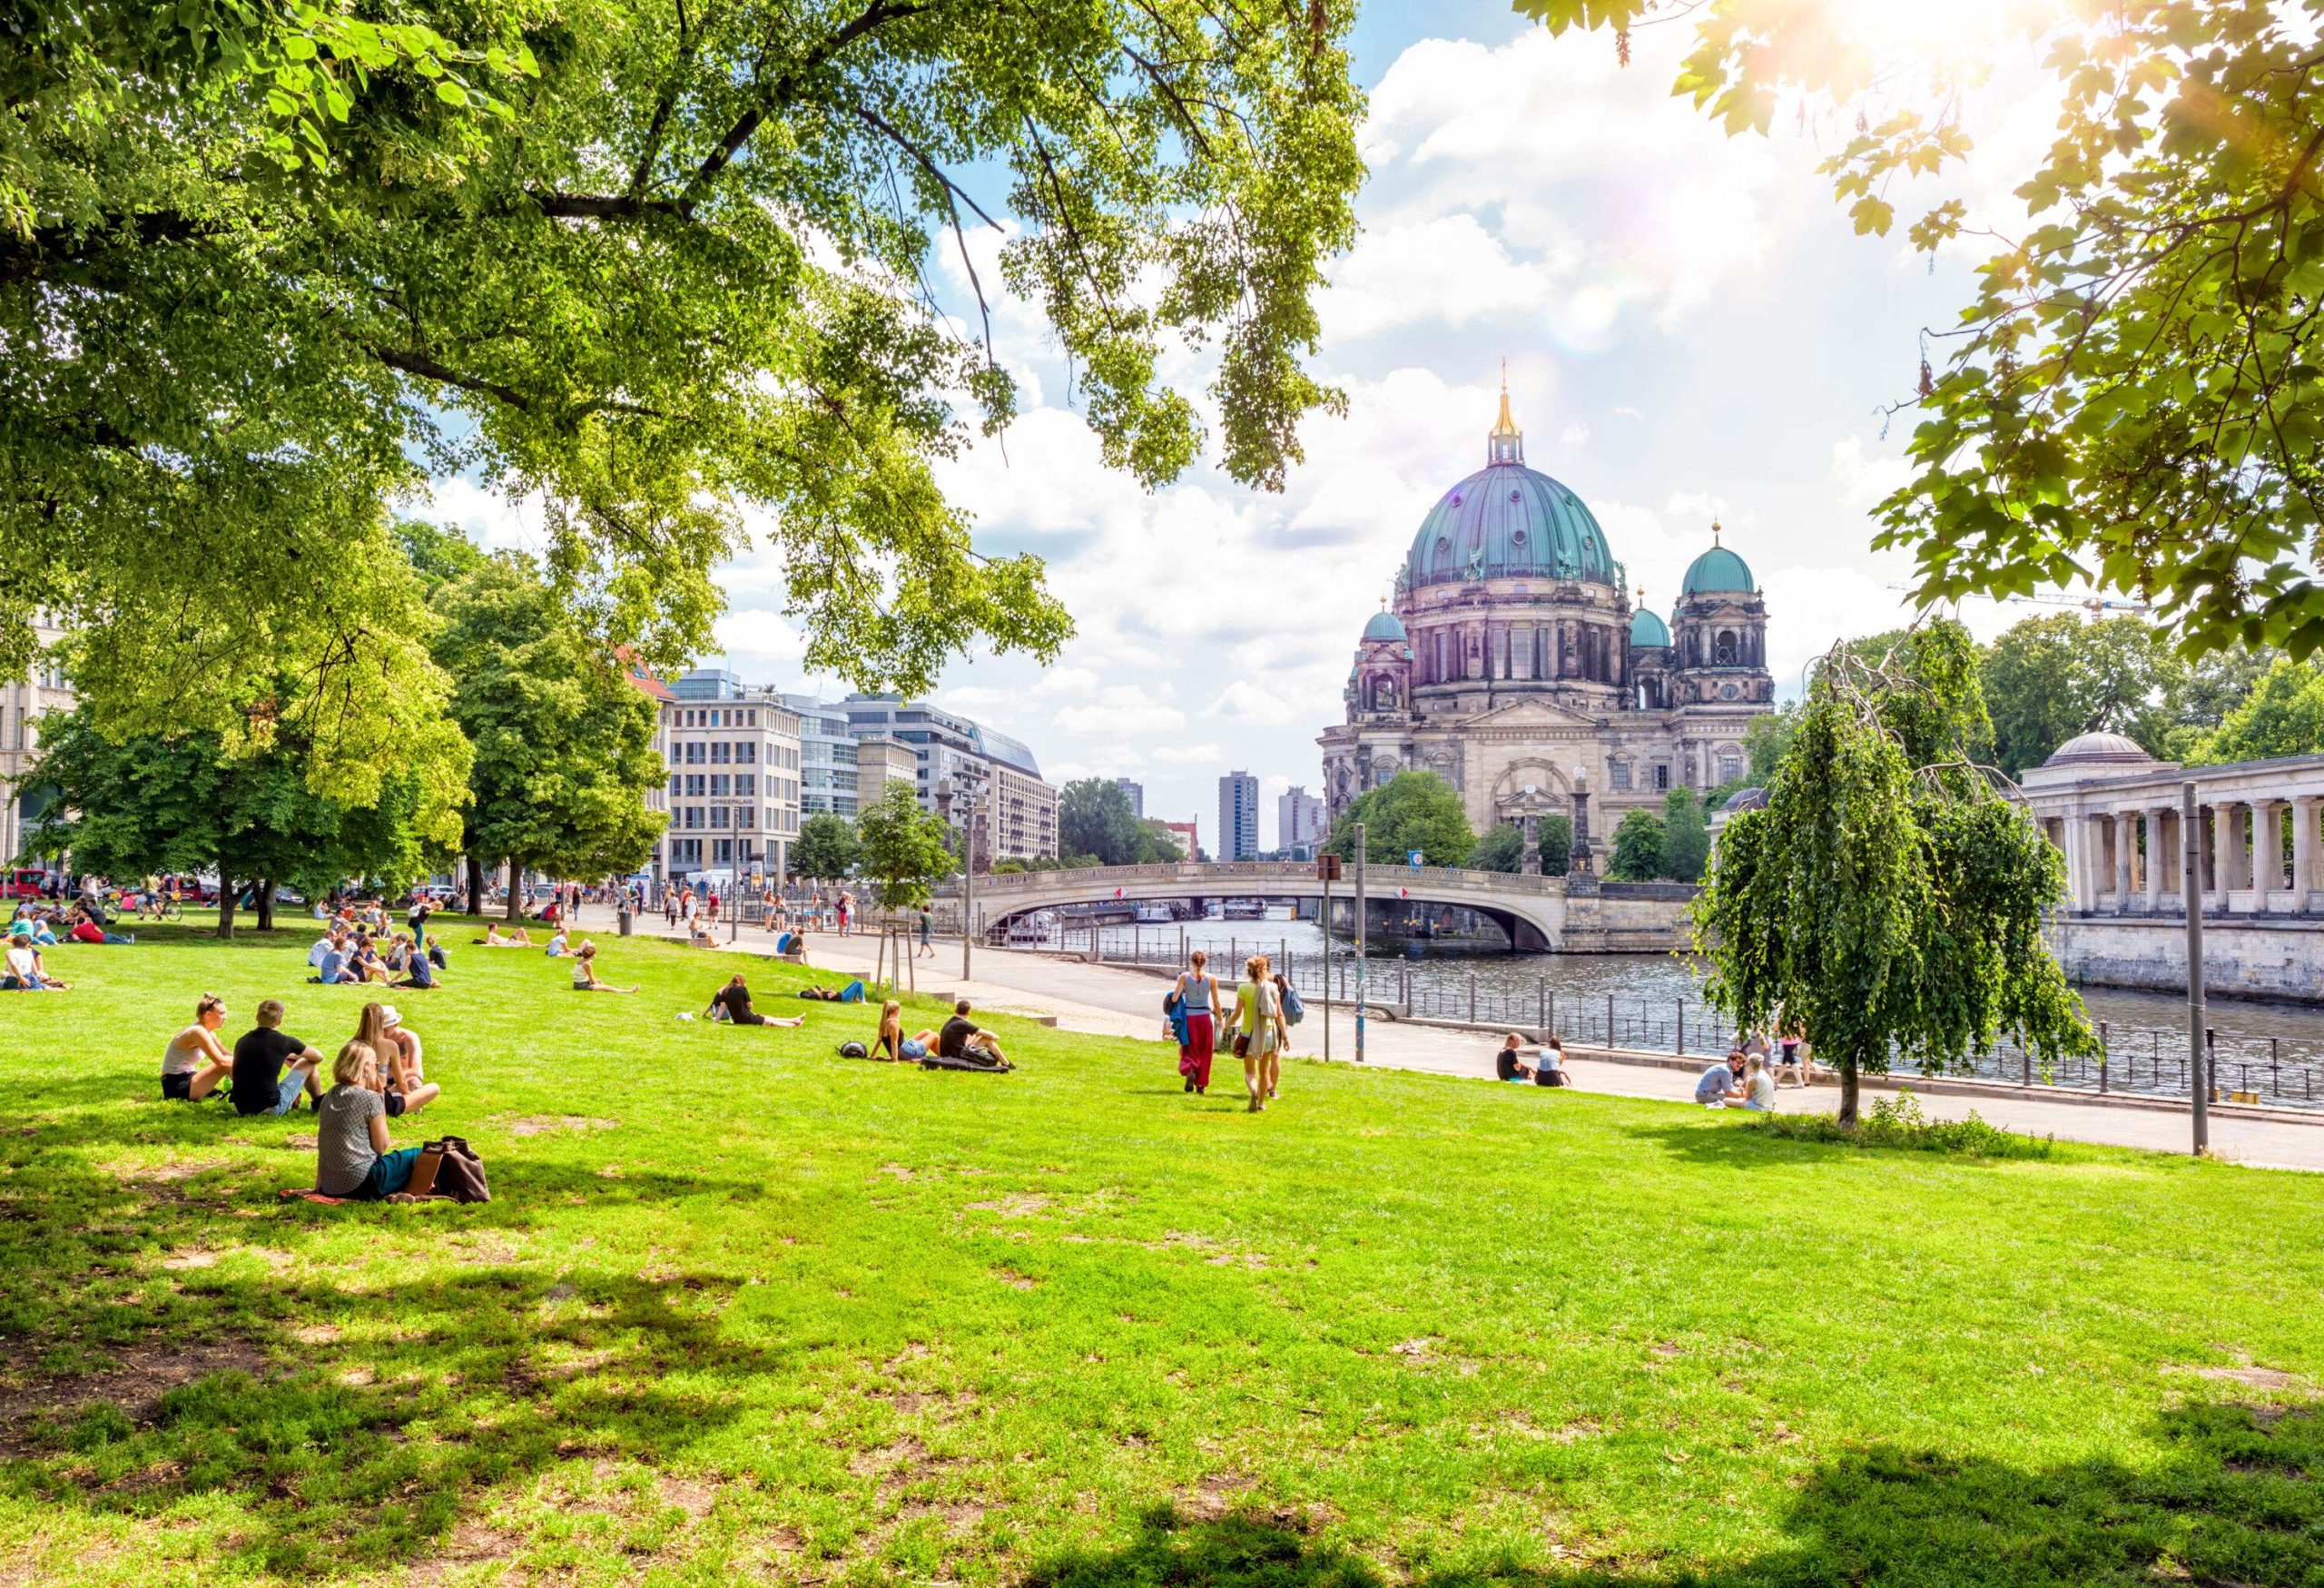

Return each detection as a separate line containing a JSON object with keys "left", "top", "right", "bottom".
{"left": 1659, "top": 788, "right": 1709, "bottom": 884}
{"left": 793, "top": 813, "right": 862, "bottom": 883}
{"left": 4, "top": 0, "right": 1364, "bottom": 792}
{"left": 1693, "top": 619, "right": 2095, "bottom": 1124}
{"left": 1517, "top": 0, "right": 2324, "bottom": 659}
{"left": 1605, "top": 810, "right": 1665, "bottom": 883}
{"left": 854, "top": 782, "right": 953, "bottom": 911}
{"left": 2182, "top": 656, "right": 2324, "bottom": 764}
{"left": 432, "top": 557, "right": 666, "bottom": 917}
{"left": 1058, "top": 779, "right": 1181, "bottom": 867}
{"left": 1467, "top": 815, "right": 1570, "bottom": 875}
{"left": 1322, "top": 772, "right": 1475, "bottom": 869}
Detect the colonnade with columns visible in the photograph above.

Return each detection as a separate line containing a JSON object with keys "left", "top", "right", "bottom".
{"left": 2028, "top": 772, "right": 2324, "bottom": 918}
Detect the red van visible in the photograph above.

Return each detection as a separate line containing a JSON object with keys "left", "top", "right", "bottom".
{"left": 5, "top": 870, "right": 52, "bottom": 902}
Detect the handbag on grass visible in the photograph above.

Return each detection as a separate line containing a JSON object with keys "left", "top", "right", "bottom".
{"left": 406, "top": 1142, "right": 447, "bottom": 1199}
{"left": 427, "top": 1136, "right": 492, "bottom": 1203}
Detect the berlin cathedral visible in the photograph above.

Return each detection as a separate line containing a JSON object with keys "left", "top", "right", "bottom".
{"left": 1316, "top": 385, "right": 1776, "bottom": 864}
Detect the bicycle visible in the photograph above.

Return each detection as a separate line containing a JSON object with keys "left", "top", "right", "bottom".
{"left": 137, "top": 893, "right": 184, "bottom": 923}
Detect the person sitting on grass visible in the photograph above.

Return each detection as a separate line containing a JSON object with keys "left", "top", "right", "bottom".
{"left": 162, "top": 993, "right": 235, "bottom": 1101}
{"left": 427, "top": 935, "right": 449, "bottom": 971}
{"left": 936, "top": 1000, "right": 1010, "bottom": 1069}
{"left": 3, "top": 924, "right": 65, "bottom": 990}
{"left": 313, "top": 1041, "right": 424, "bottom": 1200}
{"left": 1696, "top": 1050, "right": 1748, "bottom": 1109}
{"left": 1533, "top": 1035, "right": 1571, "bottom": 1088}
{"left": 1493, "top": 1032, "right": 1536, "bottom": 1082}
{"left": 355, "top": 1002, "right": 439, "bottom": 1114}
{"left": 231, "top": 999, "right": 326, "bottom": 1116}
{"left": 1740, "top": 1053, "right": 1777, "bottom": 1112}
{"left": 396, "top": 936, "right": 440, "bottom": 990}
{"left": 310, "top": 925, "right": 348, "bottom": 979}
{"left": 872, "top": 1000, "right": 937, "bottom": 1061}
{"left": 706, "top": 973, "right": 804, "bottom": 1027}
{"left": 570, "top": 941, "right": 636, "bottom": 993}
{"left": 545, "top": 927, "right": 571, "bottom": 958}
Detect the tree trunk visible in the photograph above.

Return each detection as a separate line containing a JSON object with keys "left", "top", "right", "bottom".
{"left": 215, "top": 880, "right": 238, "bottom": 940}
{"left": 506, "top": 861, "right": 525, "bottom": 923}
{"left": 1837, "top": 1059, "right": 1861, "bottom": 1129}
{"left": 254, "top": 877, "right": 277, "bottom": 932}
{"left": 464, "top": 853, "right": 484, "bottom": 918}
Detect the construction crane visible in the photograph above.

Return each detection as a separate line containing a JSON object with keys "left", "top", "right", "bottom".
{"left": 1885, "top": 585, "right": 2152, "bottom": 617}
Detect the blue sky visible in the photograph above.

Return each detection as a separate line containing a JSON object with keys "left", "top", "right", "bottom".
{"left": 432, "top": 1, "right": 2058, "bottom": 852}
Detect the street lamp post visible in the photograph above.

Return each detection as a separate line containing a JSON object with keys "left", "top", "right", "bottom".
{"left": 938, "top": 777, "right": 977, "bottom": 982}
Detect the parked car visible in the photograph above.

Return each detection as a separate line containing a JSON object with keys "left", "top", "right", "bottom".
{"left": 5, "top": 869, "right": 54, "bottom": 901}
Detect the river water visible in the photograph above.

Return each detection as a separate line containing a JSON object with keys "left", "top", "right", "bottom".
{"left": 1041, "top": 906, "right": 2324, "bottom": 1109}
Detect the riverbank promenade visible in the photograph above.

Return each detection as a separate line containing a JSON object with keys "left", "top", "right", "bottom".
{"left": 632, "top": 908, "right": 2324, "bottom": 1171}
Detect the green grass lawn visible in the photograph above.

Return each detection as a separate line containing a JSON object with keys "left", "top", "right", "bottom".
{"left": 4, "top": 920, "right": 2324, "bottom": 1587}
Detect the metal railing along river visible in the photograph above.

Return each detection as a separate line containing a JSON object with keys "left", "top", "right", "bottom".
{"left": 1054, "top": 922, "right": 2324, "bottom": 1114}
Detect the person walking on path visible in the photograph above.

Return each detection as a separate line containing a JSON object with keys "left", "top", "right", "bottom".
{"left": 1169, "top": 948, "right": 1223, "bottom": 1095}
{"left": 916, "top": 908, "right": 934, "bottom": 959}
{"left": 1226, "top": 953, "right": 1288, "bottom": 1113}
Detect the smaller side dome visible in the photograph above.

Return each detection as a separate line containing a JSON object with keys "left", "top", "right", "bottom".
{"left": 1681, "top": 544, "right": 1756, "bottom": 597}
{"left": 2044, "top": 731, "right": 2155, "bottom": 769}
{"left": 1629, "top": 607, "right": 1671, "bottom": 648}
{"left": 1362, "top": 608, "right": 1408, "bottom": 644}
{"left": 1718, "top": 786, "right": 1768, "bottom": 814}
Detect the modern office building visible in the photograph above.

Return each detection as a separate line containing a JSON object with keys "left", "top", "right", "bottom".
{"left": 1115, "top": 777, "right": 1145, "bottom": 817}
{"left": 655, "top": 672, "right": 803, "bottom": 885}
{"left": 0, "top": 612, "right": 74, "bottom": 867}
{"left": 838, "top": 694, "right": 1059, "bottom": 863}
{"left": 854, "top": 737, "right": 919, "bottom": 811}
{"left": 1277, "top": 786, "right": 1326, "bottom": 853}
{"left": 782, "top": 693, "right": 863, "bottom": 819}
{"left": 1219, "top": 771, "right": 1260, "bottom": 862}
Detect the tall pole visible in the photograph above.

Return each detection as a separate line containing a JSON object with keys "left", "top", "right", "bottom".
{"left": 2183, "top": 781, "right": 2209, "bottom": 1155}
{"left": 1320, "top": 862, "right": 1332, "bottom": 1064}
{"left": 962, "top": 798, "right": 976, "bottom": 983}
{"left": 1353, "top": 823, "right": 1368, "bottom": 1064}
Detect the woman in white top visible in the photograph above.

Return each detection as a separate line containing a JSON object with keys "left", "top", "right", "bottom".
{"left": 162, "top": 992, "right": 234, "bottom": 1100}
{"left": 571, "top": 942, "right": 636, "bottom": 993}
{"left": 1741, "top": 1054, "right": 1777, "bottom": 1111}
{"left": 545, "top": 928, "right": 570, "bottom": 957}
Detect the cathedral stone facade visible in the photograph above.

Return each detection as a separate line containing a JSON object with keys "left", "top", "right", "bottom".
{"left": 1317, "top": 390, "right": 1775, "bottom": 863}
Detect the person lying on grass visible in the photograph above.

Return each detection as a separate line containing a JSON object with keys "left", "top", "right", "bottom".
{"left": 232, "top": 999, "right": 325, "bottom": 1116}
{"left": 472, "top": 925, "right": 533, "bottom": 947}
{"left": 64, "top": 909, "right": 133, "bottom": 944}
{"left": 313, "top": 1041, "right": 424, "bottom": 1200}
{"left": 570, "top": 942, "right": 636, "bottom": 993}
{"left": 937, "top": 1001, "right": 1011, "bottom": 1069}
{"left": 706, "top": 973, "right": 804, "bottom": 1027}
{"left": 872, "top": 1000, "right": 937, "bottom": 1061}
{"left": 4, "top": 924, "right": 66, "bottom": 989}
{"left": 355, "top": 1002, "right": 438, "bottom": 1115}
{"left": 162, "top": 993, "right": 234, "bottom": 1101}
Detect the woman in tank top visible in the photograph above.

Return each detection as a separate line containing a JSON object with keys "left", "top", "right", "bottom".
{"left": 1170, "top": 949, "right": 1222, "bottom": 1095}
{"left": 162, "top": 993, "right": 234, "bottom": 1101}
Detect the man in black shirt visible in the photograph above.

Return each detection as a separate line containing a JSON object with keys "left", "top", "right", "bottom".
{"left": 231, "top": 999, "right": 325, "bottom": 1116}
{"left": 706, "top": 974, "right": 803, "bottom": 1027}
{"left": 937, "top": 1000, "right": 1009, "bottom": 1067}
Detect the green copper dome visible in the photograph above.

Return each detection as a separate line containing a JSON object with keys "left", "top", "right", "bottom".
{"left": 1680, "top": 542, "right": 1755, "bottom": 597}
{"left": 1629, "top": 607, "right": 1671, "bottom": 647}
{"left": 1403, "top": 464, "right": 1616, "bottom": 590}
{"left": 1362, "top": 608, "right": 1408, "bottom": 644}
{"left": 1403, "top": 392, "right": 1617, "bottom": 591}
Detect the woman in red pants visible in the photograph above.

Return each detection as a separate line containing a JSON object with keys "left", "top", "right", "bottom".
{"left": 1171, "top": 947, "right": 1223, "bottom": 1095}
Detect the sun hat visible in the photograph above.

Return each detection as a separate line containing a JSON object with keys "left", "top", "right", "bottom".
{"left": 379, "top": 1005, "right": 402, "bottom": 1027}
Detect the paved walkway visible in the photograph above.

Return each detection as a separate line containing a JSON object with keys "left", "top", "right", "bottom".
{"left": 588, "top": 907, "right": 2324, "bottom": 1172}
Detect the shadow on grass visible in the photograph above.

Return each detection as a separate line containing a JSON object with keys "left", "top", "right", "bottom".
{"left": 1024, "top": 1404, "right": 2324, "bottom": 1588}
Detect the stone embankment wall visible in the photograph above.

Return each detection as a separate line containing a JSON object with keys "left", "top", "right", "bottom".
{"left": 1559, "top": 883, "right": 1693, "bottom": 953}
{"left": 2047, "top": 916, "right": 2324, "bottom": 1003}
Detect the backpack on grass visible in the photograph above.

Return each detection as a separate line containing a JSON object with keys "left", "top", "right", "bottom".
{"left": 421, "top": 1137, "right": 491, "bottom": 1203}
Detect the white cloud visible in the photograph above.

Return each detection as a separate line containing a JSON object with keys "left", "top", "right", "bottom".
{"left": 1151, "top": 744, "right": 1223, "bottom": 764}
{"left": 1208, "top": 681, "right": 1301, "bottom": 726}
{"left": 1830, "top": 435, "right": 1915, "bottom": 513}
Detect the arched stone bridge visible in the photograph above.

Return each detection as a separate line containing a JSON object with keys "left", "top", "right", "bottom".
{"left": 964, "top": 861, "right": 1575, "bottom": 951}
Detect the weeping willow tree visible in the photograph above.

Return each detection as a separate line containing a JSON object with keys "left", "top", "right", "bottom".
{"left": 1693, "top": 620, "right": 2096, "bottom": 1125}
